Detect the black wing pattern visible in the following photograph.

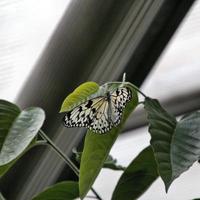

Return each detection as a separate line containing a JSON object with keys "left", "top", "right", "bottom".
{"left": 63, "top": 87, "right": 132, "bottom": 133}
{"left": 110, "top": 87, "right": 132, "bottom": 126}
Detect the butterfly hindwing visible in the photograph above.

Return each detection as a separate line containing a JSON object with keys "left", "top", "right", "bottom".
{"left": 63, "top": 87, "right": 132, "bottom": 134}
{"left": 88, "top": 98, "right": 112, "bottom": 133}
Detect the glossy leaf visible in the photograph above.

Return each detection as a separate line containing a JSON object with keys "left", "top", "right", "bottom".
{"left": 0, "top": 101, "right": 23, "bottom": 176}
{"left": 60, "top": 82, "right": 99, "bottom": 112}
{"left": 0, "top": 99, "right": 45, "bottom": 175}
{"left": 145, "top": 97, "right": 200, "bottom": 191}
{"left": 112, "top": 146, "right": 158, "bottom": 200}
{"left": 0, "top": 138, "right": 39, "bottom": 177}
{"left": 79, "top": 82, "right": 138, "bottom": 198}
{"left": 0, "top": 106, "right": 45, "bottom": 166}
{"left": 170, "top": 112, "right": 200, "bottom": 184}
{"left": 32, "top": 181, "right": 79, "bottom": 200}
{"left": 144, "top": 97, "right": 176, "bottom": 190}
{"left": 0, "top": 100, "right": 21, "bottom": 150}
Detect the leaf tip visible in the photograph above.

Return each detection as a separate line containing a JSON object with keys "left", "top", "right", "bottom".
{"left": 164, "top": 181, "right": 172, "bottom": 193}
{"left": 60, "top": 81, "right": 100, "bottom": 113}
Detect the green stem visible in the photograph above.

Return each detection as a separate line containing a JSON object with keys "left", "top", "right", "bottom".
{"left": 39, "top": 130, "right": 79, "bottom": 176}
{"left": 105, "top": 81, "right": 147, "bottom": 98}
{"left": 126, "top": 82, "right": 147, "bottom": 98}
{"left": 38, "top": 130, "right": 103, "bottom": 200}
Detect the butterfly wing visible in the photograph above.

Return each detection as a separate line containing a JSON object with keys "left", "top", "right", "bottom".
{"left": 88, "top": 98, "right": 113, "bottom": 133}
{"left": 63, "top": 87, "right": 132, "bottom": 134}
{"left": 110, "top": 87, "right": 132, "bottom": 126}
{"left": 63, "top": 97, "right": 112, "bottom": 133}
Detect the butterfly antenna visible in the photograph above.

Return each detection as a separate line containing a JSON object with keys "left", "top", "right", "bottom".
{"left": 122, "top": 72, "right": 126, "bottom": 82}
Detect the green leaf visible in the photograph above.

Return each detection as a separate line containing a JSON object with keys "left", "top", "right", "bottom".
{"left": 73, "top": 150, "right": 125, "bottom": 171}
{"left": 171, "top": 112, "right": 200, "bottom": 182}
{"left": 0, "top": 100, "right": 45, "bottom": 172}
{"left": 79, "top": 82, "right": 138, "bottom": 199}
{"left": 0, "top": 100, "right": 21, "bottom": 150}
{"left": 144, "top": 97, "right": 200, "bottom": 191}
{"left": 60, "top": 82, "right": 99, "bottom": 112}
{"left": 0, "top": 100, "right": 21, "bottom": 176}
{"left": 0, "top": 138, "right": 39, "bottom": 177}
{"left": 103, "top": 155, "right": 125, "bottom": 171}
{"left": 144, "top": 98, "right": 176, "bottom": 190}
{"left": 32, "top": 181, "right": 79, "bottom": 200}
{"left": 112, "top": 146, "right": 158, "bottom": 200}
{"left": 0, "top": 106, "right": 45, "bottom": 166}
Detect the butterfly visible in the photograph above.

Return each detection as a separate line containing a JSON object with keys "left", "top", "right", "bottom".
{"left": 63, "top": 87, "right": 132, "bottom": 134}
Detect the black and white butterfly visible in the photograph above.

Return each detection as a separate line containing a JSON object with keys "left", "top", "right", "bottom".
{"left": 63, "top": 87, "right": 132, "bottom": 134}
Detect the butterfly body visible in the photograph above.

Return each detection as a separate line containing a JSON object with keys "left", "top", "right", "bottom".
{"left": 63, "top": 86, "right": 132, "bottom": 134}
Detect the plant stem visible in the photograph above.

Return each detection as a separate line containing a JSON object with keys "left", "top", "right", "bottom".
{"left": 39, "top": 130, "right": 79, "bottom": 176}
{"left": 127, "top": 82, "right": 147, "bottom": 98}
{"left": 105, "top": 81, "right": 147, "bottom": 98}
{"left": 38, "top": 130, "right": 103, "bottom": 200}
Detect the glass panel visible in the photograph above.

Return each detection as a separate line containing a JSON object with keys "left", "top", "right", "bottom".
{"left": 0, "top": 0, "right": 71, "bottom": 102}
{"left": 141, "top": 0, "right": 200, "bottom": 101}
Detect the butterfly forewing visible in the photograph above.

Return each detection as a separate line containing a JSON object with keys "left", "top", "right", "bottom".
{"left": 110, "top": 87, "right": 132, "bottom": 126}
{"left": 63, "top": 97, "right": 112, "bottom": 133}
{"left": 63, "top": 87, "right": 132, "bottom": 134}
